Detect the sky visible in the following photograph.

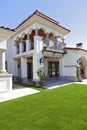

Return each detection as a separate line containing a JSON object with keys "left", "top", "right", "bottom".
{"left": 0, "top": 0, "right": 87, "bottom": 48}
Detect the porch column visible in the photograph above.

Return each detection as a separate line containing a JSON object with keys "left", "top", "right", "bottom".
{"left": 0, "top": 51, "right": 6, "bottom": 73}
{"left": 35, "top": 28, "right": 38, "bottom": 36}
{"left": 14, "top": 60, "right": 18, "bottom": 77}
{"left": 26, "top": 40, "right": 30, "bottom": 51}
{"left": 21, "top": 57, "right": 27, "bottom": 82}
{"left": 46, "top": 33, "right": 49, "bottom": 47}
{"left": 26, "top": 33, "right": 30, "bottom": 51}
{"left": 33, "top": 35, "right": 44, "bottom": 81}
{"left": 20, "top": 38, "right": 23, "bottom": 53}
{"left": 44, "top": 59, "right": 48, "bottom": 77}
{"left": 85, "top": 66, "right": 87, "bottom": 78}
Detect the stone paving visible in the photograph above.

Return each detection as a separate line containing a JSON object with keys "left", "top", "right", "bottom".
{"left": 43, "top": 79, "right": 73, "bottom": 89}
{"left": 0, "top": 85, "right": 39, "bottom": 102}
{"left": 43, "top": 79, "right": 87, "bottom": 89}
{"left": 75, "top": 79, "right": 87, "bottom": 85}
{"left": 0, "top": 79, "right": 87, "bottom": 103}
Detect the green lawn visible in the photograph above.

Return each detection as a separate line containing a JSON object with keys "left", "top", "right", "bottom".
{"left": 0, "top": 83, "right": 87, "bottom": 130}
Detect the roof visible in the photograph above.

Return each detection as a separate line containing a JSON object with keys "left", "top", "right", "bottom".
{"left": 65, "top": 47, "right": 87, "bottom": 52}
{"left": 0, "top": 26, "right": 14, "bottom": 32}
{"left": 0, "top": 26, "right": 15, "bottom": 38}
{"left": 16, "top": 10, "right": 70, "bottom": 32}
{"left": 0, "top": 10, "right": 70, "bottom": 33}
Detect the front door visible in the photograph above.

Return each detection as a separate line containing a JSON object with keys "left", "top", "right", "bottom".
{"left": 48, "top": 62, "right": 59, "bottom": 77}
{"left": 27, "top": 63, "right": 32, "bottom": 79}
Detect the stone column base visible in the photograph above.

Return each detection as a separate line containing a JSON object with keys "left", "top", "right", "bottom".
{"left": 0, "top": 73, "right": 13, "bottom": 92}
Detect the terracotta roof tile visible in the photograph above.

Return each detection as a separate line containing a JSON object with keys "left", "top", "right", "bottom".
{"left": 15, "top": 10, "right": 70, "bottom": 32}
{"left": 0, "top": 10, "right": 70, "bottom": 32}
{"left": 65, "top": 47, "right": 87, "bottom": 52}
{"left": 0, "top": 26, "right": 15, "bottom": 31}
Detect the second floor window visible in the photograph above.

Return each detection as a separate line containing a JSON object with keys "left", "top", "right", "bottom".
{"left": 22, "top": 42, "right": 26, "bottom": 52}
{"left": 16, "top": 44, "right": 20, "bottom": 54}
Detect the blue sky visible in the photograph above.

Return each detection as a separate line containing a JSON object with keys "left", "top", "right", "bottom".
{"left": 0, "top": 0, "right": 87, "bottom": 48}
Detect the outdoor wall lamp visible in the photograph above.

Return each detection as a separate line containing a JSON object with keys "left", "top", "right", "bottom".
{"left": 17, "top": 64, "right": 20, "bottom": 68}
{"left": 39, "top": 58, "right": 44, "bottom": 64}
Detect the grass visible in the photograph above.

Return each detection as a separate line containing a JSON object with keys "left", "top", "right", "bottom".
{"left": 0, "top": 83, "right": 87, "bottom": 130}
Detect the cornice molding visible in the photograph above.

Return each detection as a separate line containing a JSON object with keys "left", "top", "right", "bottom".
{"left": 0, "top": 28, "right": 14, "bottom": 39}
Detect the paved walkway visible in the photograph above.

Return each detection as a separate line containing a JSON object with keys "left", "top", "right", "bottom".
{"left": 43, "top": 79, "right": 73, "bottom": 89}
{"left": 0, "top": 85, "right": 39, "bottom": 102}
{"left": 43, "top": 79, "right": 87, "bottom": 89}
{"left": 0, "top": 79, "right": 87, "bottom": 103}
{"left": 75, "top": 79, "right": 87, "bottom": 84}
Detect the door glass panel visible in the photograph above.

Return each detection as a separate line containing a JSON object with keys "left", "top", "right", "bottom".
{"left": 48, "top": 62, "right": 59, "bottom": 78}
{"left": 52, "top": 63, "right": 55, "bottom": 77}
{"left": 27, "top": 63, "right": 32, "bottom": 79}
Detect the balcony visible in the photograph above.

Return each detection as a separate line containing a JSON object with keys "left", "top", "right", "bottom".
{"left": 43, "top": 39, "right": 66, "bottom": 52}
{"left": 15, "top": 39, "right": 34, "bottom": 56}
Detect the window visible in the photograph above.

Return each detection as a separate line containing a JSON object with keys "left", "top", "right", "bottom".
{"left": 16, "top": 44, "right": 20, "bottom": 54}
{"left": 22, "top": 42, "right": 26, "bottom": 52}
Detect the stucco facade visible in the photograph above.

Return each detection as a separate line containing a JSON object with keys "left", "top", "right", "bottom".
{"left": 2, "top": 10, "right": 87, "bottom": 83}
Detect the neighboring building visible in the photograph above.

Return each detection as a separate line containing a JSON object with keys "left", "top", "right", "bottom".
{"left": 2, "top": 10, "right": 87, "bottom": 83}
{"left": 0, "top": 27, "right": 13, "bottom": 91}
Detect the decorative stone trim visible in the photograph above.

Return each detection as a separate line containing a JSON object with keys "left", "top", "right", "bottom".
{"left": 64, "top": 65, "right": 77, "bottom": 67}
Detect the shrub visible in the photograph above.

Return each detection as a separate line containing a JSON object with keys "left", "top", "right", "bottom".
{"left": 37, "top": 68, "right": 45, "bottom": 86}
{"left": 77, "top": 66, "right": 82, "bottom": 82}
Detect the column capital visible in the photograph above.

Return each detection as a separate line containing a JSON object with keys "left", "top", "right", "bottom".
{"left": 57, "top": 35, "right": 61, "bottom": 38}
{"left": 20, "top": 37, "right": 23, "bottom": 43}
{"left": 62, "top": 38, "right": 65, "bottom": 43}
{"left": 35, "top": 28, "right": 38, "bottom": 35}
{"left": 27, "top": 33, "right": 30, "bottom": 40}
{"left": 46, "top": 32, "right": 49, "bottom": 38}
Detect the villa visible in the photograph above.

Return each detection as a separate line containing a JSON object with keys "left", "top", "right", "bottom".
{"left": 0, "top": 10, "right": 87, "bottom": 87}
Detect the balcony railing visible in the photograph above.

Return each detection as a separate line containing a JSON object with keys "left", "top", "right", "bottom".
{"left": 43, "top": 39, "right": 66, "bottom": 52}
{"left": 15, "top": 40, "right": 34, "bottom": 55}
{"left": 15, "top": 38, "right": 66, "bottom": 55}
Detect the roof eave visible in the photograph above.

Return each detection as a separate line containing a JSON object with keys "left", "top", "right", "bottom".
{"left": 15, "top": 10, "right": 70, "bottom": 34}
{"left": 0, "top": 28, "right": 15, "bottom": 39}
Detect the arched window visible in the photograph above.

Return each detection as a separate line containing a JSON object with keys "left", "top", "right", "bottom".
{"left": 38, "top": 29, "right": 46, "bottom": 38}
{"left": 30, "top": 30, "right": 35, "bottom": 40}
{"left": 49, "top": 33, "right": 54, "bottom": 39}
